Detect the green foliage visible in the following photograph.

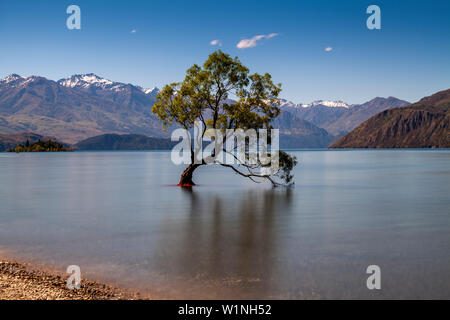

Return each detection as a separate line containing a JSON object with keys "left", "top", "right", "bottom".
{"left": 7, "top": 139, "right": 72, "bottom": 153}
{"left": 152, "top": 50, "right": 297, "bottom": 186}
{"left": 152, "top": 50, "right": 282, "bottom": 131}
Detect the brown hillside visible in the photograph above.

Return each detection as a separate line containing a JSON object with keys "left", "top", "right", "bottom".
{"left": 330, "top": 89, "right": 450, "bottom": 148}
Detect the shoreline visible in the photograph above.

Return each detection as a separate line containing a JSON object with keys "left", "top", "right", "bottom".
{"left": 0, "top": 256, "right": 143, "bottom": 300}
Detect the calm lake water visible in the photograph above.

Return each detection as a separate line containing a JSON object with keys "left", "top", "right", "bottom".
{"left": 0, "top": 150, "right": 449, "bottom": 299}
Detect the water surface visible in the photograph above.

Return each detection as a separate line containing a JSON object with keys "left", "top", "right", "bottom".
{"left": 0, "top": 150, "right": 449, "bottom": 299}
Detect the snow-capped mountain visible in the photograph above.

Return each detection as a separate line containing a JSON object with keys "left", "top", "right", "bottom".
{"left": 142, "top": 87, "right": 159, "bottom": 95}
{"left": 276, "top": 98, "right": 297, "bottom": 108}
{"left": 57, "top": 73, "right": 160, "bottom": 96}
{"left": 0, "top": 73, "right": 164, "bottom": 143}
{"left": 280, "top": 97, "right": 409, "bottom": 136}
{"left": 0, "top": 74, "right": 43, "bottom": 87}
{"left": 278, "top": 99, "right": 351, "bottom": 109}
{"left": 58, "top": 73, "right": 115, "bottom": 89}
{"left": 0, "top": 73, "right": 336, "bottom": 147}
{"left": 142, "top": 87, "right": 160, "bottom": 98}
{"left": 303, "top": 100, "right": 351, "bottom": 108}
{"left": 0, "top": 73, "right": 409, "bottom": 145}
{"left": 0, "top": 74, "right": 25, "bottom": 83}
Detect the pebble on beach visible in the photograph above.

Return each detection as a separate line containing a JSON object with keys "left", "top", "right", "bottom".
{"left": 0, "top": 260, "right": 141, "bottom": 300}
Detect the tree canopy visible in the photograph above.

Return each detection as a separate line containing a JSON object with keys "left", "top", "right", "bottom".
{"left": 152, "top": 50, "right": 297, "bottom": 187}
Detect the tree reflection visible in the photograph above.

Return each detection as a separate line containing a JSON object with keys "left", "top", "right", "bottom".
{"left": 166, "top": 187, "right": 293, "bottom": 298}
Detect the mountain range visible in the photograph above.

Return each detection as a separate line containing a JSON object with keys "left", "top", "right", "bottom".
{"left": 0, "top": 74, "right": 163, "bottom": 143}
{"left": 279, "top": 96, "right": 410, "bottom": 136}
{"left": 0, "top": 73, "right": 411, "bottom": 148}
{"left": 330, "top": 89, "right": 450, "bottom": 148}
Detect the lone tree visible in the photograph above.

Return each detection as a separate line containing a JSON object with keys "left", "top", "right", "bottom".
{"left": 152, "top": 50, "right": 297, "bottom": 187}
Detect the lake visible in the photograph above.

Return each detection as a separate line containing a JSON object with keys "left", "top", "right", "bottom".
{"left": 0, "top": 150, "right": 449, "bottom": 299}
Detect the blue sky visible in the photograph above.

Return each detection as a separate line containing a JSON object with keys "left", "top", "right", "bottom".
{"left": 0, "top": 0, "right": 449, "bottom": 104}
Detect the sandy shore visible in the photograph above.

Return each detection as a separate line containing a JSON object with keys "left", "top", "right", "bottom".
{"left": 0, "top": 259, "right": 142, "bottom": 300}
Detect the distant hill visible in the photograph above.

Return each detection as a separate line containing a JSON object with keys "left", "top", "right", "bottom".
{"left": 280, "top": 97, "right": 410, "bottom": 136}
{"left": 273, "top": 112, "right": 335, "bottom": 148}
{"left": 75, "top": 134, "right": 176, "bottom": 150}
{"left": 0, "top": 132, "right": 68, "bottom": 151}
{"left": 7, "top": 139, "right": 71, "bottom": 152}
{"left": 330, "top": 89, "right": 450, "bottom": 148}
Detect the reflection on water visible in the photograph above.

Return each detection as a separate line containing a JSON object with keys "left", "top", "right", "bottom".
{"left": 164, "top": 187, "right": 294, "bottom": 298}
{"left": 0, "top": 150, "right": 449, "bottom": 298}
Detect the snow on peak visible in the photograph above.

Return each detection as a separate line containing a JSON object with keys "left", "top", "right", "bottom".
{"left": 57, "top": 74, "right": 159, "bottom": 95}
{"left": 0, "top": 74, "right": 42, "bottom": 87}
{"left": 3, "top": 73, "right": 160, "bottom": 98}
{"left": 279, "top": 98, "right": 351, "bottom": 109}
{"left": 277, "top": 99, "right": 298, "bottom": 108}
{"left": 58, "top": 73, "right": 115, "bottom": 89}
{"left": 142, "top": 87, "right": 160, "bottom": 95}
{"left": 301, "top": 100, "right": 350, "bottom": 108}
{"left": 1, "top": 74, "right": 26, "bottom": 83}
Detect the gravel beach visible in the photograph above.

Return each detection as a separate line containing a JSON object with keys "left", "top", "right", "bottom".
{"left": 0, "top": 260, "right": 142, "bottom": 300}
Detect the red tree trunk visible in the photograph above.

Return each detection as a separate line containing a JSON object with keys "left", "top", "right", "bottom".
{"left": 178, "top": 163, "right": 200, "bottom": 186}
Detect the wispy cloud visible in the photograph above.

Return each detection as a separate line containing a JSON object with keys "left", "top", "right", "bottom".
{"left": 236, "top": 33, "right": 279, "bottom": 49}
{"left": 210, "top": 39, "right": 222, "bottom": 46}
{"left": 130, "top": 29, "right": 137, "bottom": 34}
{"left": 325, "top": 47, "right": 333, "bottom": 52}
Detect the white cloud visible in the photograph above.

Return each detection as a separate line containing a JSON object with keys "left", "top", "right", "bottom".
{"left": 325, "top": 47, "right": 333, "bottom": 52}
{"left": 210, "top": 39, "right": 222, "bottom": 46}
{"left": 130, "top": 29, "right": 137, "bottom": 34}
{"left": 236, "top": 33, "right": 279, "bottom": 49}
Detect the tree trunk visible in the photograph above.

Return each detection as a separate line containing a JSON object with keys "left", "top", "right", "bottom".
{"left": 178, "top": 163, "right": 200, "bottom": 186}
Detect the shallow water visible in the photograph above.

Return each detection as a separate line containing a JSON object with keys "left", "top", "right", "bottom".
{"left": 0, "top": 150, "right": 449, "bottom": 299}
